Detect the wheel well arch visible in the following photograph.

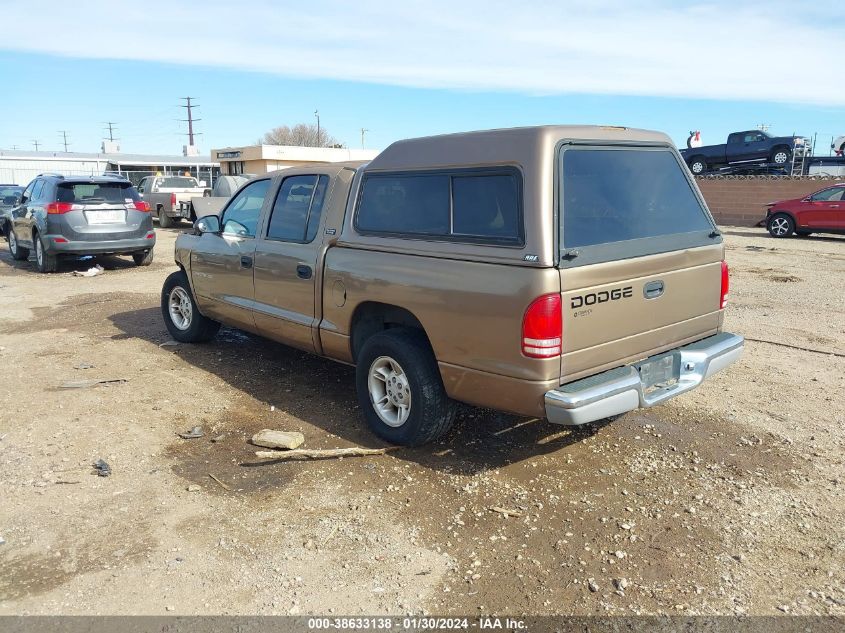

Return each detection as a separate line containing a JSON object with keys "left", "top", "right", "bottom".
{"left": 769, "top": 209, "right": 797, "bottom": 224}
{"left": 771, "top": 144, "right": 791, "bottom": 155}
{"left": 349, "top": 301, "right": 430, "bottom": 362}
{"left": 688, "top": 154, "right": 707, "bottom": 164}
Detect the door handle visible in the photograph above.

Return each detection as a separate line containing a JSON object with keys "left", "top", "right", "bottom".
{"left": 240, "top": 255, "right": 253, "bottom": 269}
{"left": 296, "top": 264, "right": 312, "bottom": 280}
{"left": 644, "top": 280, "right": 665, "bottom": 299}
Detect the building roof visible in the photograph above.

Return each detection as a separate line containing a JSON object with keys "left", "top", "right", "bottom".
{"left": 0, "top": 149, "right": 218, "bottom": 166}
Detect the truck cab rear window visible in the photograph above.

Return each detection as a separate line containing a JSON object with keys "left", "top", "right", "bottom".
{"left": 561, "top": 147, "right": 713, "bottom": 250}
{"left": 355, "top": 169, "right": 522, "bottom": 244}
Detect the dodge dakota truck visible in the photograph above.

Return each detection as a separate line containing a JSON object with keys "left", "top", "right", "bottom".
{"left": 137, "top": 175, "right": 206, "bottom": 228}
{"left": 680, "top": 130, "right": 808, "bottom": 174}
{"left": 161, "top": 125, "right": 743, "bottom": 446}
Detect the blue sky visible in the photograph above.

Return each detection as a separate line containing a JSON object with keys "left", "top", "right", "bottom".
{"left": 0, "top": 1, "right": 842, "bottom": 155}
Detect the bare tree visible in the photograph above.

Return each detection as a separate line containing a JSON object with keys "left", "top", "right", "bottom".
{"left": 258, "top": 123, "right": 341, "bottom": 148}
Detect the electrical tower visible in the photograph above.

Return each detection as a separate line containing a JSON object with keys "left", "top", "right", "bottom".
{"left": 179, "top": 97, "right": 201, "bottom": 146}
{"left": 103, "top": 122, "right": 118, "bottom": 141}
{"left": 58, "top": 130, "right": 70, "bottom": 152}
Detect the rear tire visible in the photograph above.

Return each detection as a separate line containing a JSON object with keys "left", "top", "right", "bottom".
{"left": 8, "top": 228, "right": 29, "bottom": 260}
{"left": 767, "top": 212, "right": 795, "bottom": 238}
{"left": 355, "top": 328, "right": 456, "bottom": 446}
{"left": 771, "top": 148, "right": 791, "bottom": 165}
{"left": 34, "top": 233, "right": 58, "bottom": 273}
{"left": 158, "top": 208, "right": 174, "bottom": 229}
{"left": 161, "top": 270, "right": 220, "bottom": 343}
{"left": 688, "top": 157, "right": 707, "bottom": 175}
{"left": 132, "top": 249, "right": 154, "bottom": 266}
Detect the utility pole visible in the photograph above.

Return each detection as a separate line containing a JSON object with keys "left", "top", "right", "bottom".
{"left": 179, "top": 97, "right": 201, "bottom": 146}
{"left": 360, "top": 128, "right": 368, "bottom": 149}
{"left": 11, "top": 144, "right": 19, "bottom": 151}
{"left": 314, "top": 109, "right": 321, "bottom": 147}
{"left": 32, "top": 139, "right": 41, "bottom": 151}
{"left": 58, "top": 130, "right": 70, "bottom": 152}
{"left": 103, "top": 122, "right": 118, "bottom": 141}
{"left": 757, "top": 123, "right": 771, "bottom": 132}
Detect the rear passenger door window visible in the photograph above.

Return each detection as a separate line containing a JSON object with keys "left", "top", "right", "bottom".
{"left": 221, "top": 179, "right": 271, "bottom": 237}
{"left": 266, "top": 175, "right": 329, "bottom": 242}
{"left": 355, "top": 169, "right": 522, "bottom": 244}
{"left": 31, "top": 180, "right": 45, "bottom": 202}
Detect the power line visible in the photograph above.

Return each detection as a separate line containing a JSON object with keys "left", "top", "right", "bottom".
{"left": 58, "top": 130, "right": 71, "bottom": 152}
{"left": 32, "top": 139, "right": 41, "bottom": 151}
{"left": 179, "top": 97, "right": 201, "bottom": 146}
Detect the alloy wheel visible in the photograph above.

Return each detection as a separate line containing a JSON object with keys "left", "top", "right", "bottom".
{"left": 368, "top": 355, "right": 412, "bottom": 428}
{"left": 168, "top": 286, "right": 193, "bottom": 330}
{"left": 770, "top": 217, "right": 790, "bottom": 236}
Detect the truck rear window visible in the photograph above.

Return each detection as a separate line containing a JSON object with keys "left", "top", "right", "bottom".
{"left": 561, "top": 147, "right": 713, "bottom": 254}
{"left": 57, "top": 182, "right": 139, "bottom": 204}
{"left": 159, "top": 177, "right": 198, "bottom": 188}
{"left": 355, "top": 169, "right": 522, "bottom": 244}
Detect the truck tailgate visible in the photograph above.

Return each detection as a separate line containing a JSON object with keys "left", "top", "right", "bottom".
{"left": 559, "top": 244, "right": 723, "bottom": 381}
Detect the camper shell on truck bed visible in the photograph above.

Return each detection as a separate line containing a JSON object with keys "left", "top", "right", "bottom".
{"left": 167, "top": 125, "right": 743, "bottom": 446}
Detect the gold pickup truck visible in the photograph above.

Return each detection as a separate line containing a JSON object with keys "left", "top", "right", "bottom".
{"left": 161, "top": 126, "right": 743, "bottom": 445}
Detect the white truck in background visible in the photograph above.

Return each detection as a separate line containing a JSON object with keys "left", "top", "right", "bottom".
{"left": 137, "top": 175, "right": 206, "bottom": 228}
{"left": 179, "top": 174, "right": 253, "bottom": 221}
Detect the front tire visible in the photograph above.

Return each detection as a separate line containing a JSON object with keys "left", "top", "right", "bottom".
{"left": 355, "top": 328, "right": 456, "bottom": 446}
{"left": 8, "top": 229, "right": 29, "bottom": 261}
{"left": 767, "top": 212, "right": 795, "bottom": 238}
{"left": 34, "top": 233, "right": 58, "bottom": 273}
{"left": 132, "top": 249, "right": 154, "bottom": 266}
{"left": 160, "top": 270, "right": 220, "bottom": 342}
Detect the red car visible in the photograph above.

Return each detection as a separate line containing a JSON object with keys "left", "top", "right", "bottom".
{"left": 765, "top": 182, "right": 845, "bottom": 238}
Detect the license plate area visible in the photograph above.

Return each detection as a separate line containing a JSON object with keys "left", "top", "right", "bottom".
{"left": 635, "top": 352, "right": 680, "bottom": 394}
{"left": 86, "top": 210, "right": 124, "bottom": 224}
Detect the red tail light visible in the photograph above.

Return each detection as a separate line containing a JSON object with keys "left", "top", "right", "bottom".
{"left": 134, "top": 201, "right": 150, "bottom": 212}
{"left": 522, "top": 294, "right": 562, "bottom": 358}
{"left": 720, "top": 260, "right": 730, "bottom": 309}
{"left": 46, "top": 202, "right": 74, "bottom": 214}
{"left": 170, "top": 193, "right": 176, "bottom": 207}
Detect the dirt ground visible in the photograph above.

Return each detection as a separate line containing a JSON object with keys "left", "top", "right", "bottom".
{"left": 0, "top": 226, "right": 842, "bottom": 616}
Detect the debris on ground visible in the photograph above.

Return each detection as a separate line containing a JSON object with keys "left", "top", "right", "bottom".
{"left": 207, "top": 473, "right": 232, "bottom": 491}
{"left": 186, "top": 484, "right": 201, "bottom": 492}
{"left": 73, "top": 362, "right": 95, "bottom": 370}
{"left": 178, "top": 426, "right": 204, "bottom": 439}
{"left": 210, "top": 434, "right": 226, "bottom": 443}
{"left": 588, "top": 579, "right": 600, "bottom": 593}
{"left": 60, "top": 378, "right": 127, "bottom": 389}
{"left": 489, "top": 506, "right": 523, "bottom": 518}
{"left": 0, "top": 536, "right": 6, "bottom": 546}
{"left": 254, "top": 446, "right": 399, "bottom": 461}
{"left": 159, "top": 341, "right": 180, "bottom": 347}
{"left": 250, "top": 429, "right": 305, "bottom": 450}
{"left": 72, "top": 265, "right": 104, "bottom": 277}
{"left": 92, "top": 459, "right": 111, "bottom": 477}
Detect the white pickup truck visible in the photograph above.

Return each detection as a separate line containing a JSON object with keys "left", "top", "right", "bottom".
{"left": 137, "top": 175, "right": 206, "bottom": 228}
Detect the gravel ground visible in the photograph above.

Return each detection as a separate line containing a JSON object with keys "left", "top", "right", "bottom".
{"left": 0, "top": 226, "right": 842, "bottom": 616}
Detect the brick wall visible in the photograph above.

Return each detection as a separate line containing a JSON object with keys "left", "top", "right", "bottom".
{"left": 694, "top": 176, "right": 842, "bottom": 227}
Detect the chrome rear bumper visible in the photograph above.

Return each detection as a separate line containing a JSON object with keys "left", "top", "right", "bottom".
{"left": 545, "top": 332, "right": 744, "bottom": 426}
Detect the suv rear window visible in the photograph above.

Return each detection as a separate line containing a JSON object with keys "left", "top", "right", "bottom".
{"left": 57, "top": 182, "right": 140, "bottom": 204}
{"left": 561, "top": 147, "right": 714, "bottom": 262}
{"left": 355, "top": 169, "right": 522, "bottom": 244}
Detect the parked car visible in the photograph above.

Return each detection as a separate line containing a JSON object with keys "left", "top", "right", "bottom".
{"left": 180, "top": 174, "right": 254, "bottom": 221}
{"left": 832, "top": 135, "right": 845, "bottom": 156}
{"left": 161, "top": 126, "right": 743, "bottom": 446}
{"left": 0, "top": 184, "right": 24, "bottom": 237}
{"left": 680, "top": 130, "right": 808, "bottom": 175}
{"left": 764, "top": 182, "right": 845, "bottom": 238}
{"left": 137, "top": 175, "right": 206, "bottom": 228}
{"left": 7, "top": 174, "right": 155, "bottom": 272}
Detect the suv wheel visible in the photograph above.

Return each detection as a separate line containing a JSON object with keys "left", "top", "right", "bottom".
{"left": 34, "top": 233, "right": 58, "bottom": 273}
{"left": 355, "top": 328, "right": 456, "bottom": 446}
{"left": 132, "top": 249, "right": 154, "bottom": 266}
{"left": 8, "top": 229, "right": 29, "bottom": 261}
{"left": 767, "top": 212, "right": 795, "bottom": 238}
{"left": 161, "top": 270, "right": 220, "bottom": 343}
{"left": 771, "top": 149, "right": 791, "bottom": 165}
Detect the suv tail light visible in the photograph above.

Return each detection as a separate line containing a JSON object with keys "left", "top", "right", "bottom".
{"left": 720, "top": 260, "right": 730, "bottom": 309}
{"left": 170, "top": 193, "right": 176, "bottom": 207}
{"left": 522, "top": 294, "right": 562, "bottom": 358}
{"left": 134, "top": 201, "right": 150, "bottom": 212}
{"left": 46, "top": 202, "right": 75, "bottom": 214}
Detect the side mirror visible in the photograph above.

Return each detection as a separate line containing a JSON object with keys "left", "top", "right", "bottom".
{"left": 194, "top": 215, "right": 221, "bottom": 235}
{"left": 19, "top": 195, "right": 28, "bottom": 205}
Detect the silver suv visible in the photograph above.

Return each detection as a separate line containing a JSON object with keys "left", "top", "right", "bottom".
{"left": 6, "top": 174, "right": 156, "bottom": 273}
